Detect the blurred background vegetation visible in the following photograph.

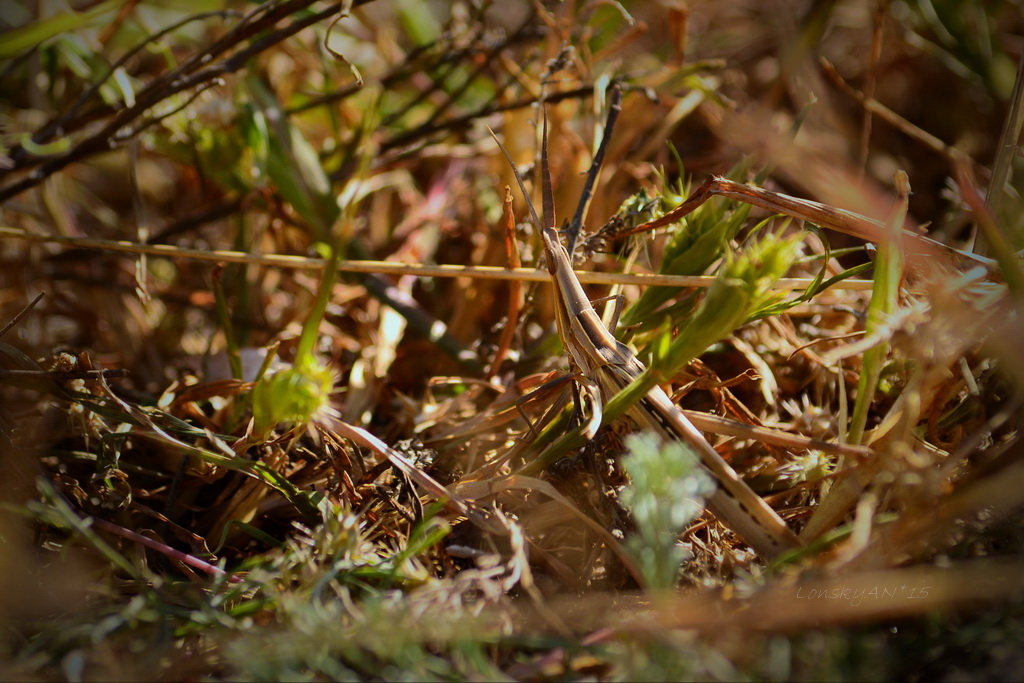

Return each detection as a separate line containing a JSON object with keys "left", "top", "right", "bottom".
{"left": 1, "top": 0, "right": 1023, "bottom": 680}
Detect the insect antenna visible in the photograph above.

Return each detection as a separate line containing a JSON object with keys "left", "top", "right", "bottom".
{"left": 486, "top": 126, "right": 544, "bottom": 235}
{"left": 540, "top": 107, "right": 556, "bottom": 230}
{"left": 566, "top": 83, "right": 622, "bottom": 257}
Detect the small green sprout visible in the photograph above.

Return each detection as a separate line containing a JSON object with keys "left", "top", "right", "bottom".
{"left": 620, "top": 431, "right": 714, "bottom": 591}
{"left": 653, "top": 230, "right": 802, "bottom": 377}
{"left": 252, "top": 357, "right": 336, "bottom": 437}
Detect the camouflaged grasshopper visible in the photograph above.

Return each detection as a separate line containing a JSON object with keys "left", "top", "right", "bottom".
{"left": 491, "top": 92, "right": 802, "bottom": 558}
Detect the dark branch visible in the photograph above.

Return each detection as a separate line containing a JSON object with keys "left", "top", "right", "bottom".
{"left": 0, "top": 0, "right": 380, "bottom": 203}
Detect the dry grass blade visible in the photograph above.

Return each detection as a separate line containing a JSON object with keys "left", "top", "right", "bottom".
{"left": 0, "top": 292, "right": 45, "bottom": 339}
{"left": 484, "top": 186, "right": 524, "bottom": 380}
{"left": 455, "top": 474, "right": 644, "bottom": 586}
{"left": 0, "top": 227, "right": 876, "bottom": 289}
{"left": 625, "top": 559, "right": 1024, "bottom": 633}
{"left": 682, "top": 410, "right": 872, "bottom": 459}
{"left": 610, "top": 175, "right": 996, "bottom": 271}
{"left": 332, "top": 420, "right": 479, "bottom": 523}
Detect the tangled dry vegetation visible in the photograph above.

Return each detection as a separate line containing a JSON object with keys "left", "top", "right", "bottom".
{"left": 2, "top": 0, "right": 1023, "bottom": 679}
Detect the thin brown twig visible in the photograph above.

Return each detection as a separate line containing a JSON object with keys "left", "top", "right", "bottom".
{"left": 953, "top": 162, "right": 1024, "bottom": 296}
{"left": 485, "top": 187, "right": 524, "bottom": 380}
{"left": 607, "top": 175, "right": 995, "bottom": 270}
{"left": 0, "top": 0, "right": 368, "bottom": 203}
{"left": 4, "top": 9, "right": 242, "bottom": 171}
{"left": 0, "top": 227, "right": 876, "bottom": 290}
{"left": 3, "top": 0, "right": 315, "bottom": 174}
{"left": 857, "top": 0, "right": 889, "bottom": 178}
{"left": 0, "top": 291, "right": 44, "bottom": 339}
{"left": 117, "top": 80, "right": 224, "bottom": 142}
{"left": 378, "top": 85, "right": 594, "bottom": 155}
{"left": 289, "top": 16, "right": 543, "bottom": 116}
{"left": 380, "top": 17, "right": 526, "bottom": 131}
{"left": 96, "top": 0, "right": 141, "bottom": 45}
{"left": 0, "top": 368, "right": 129, "bottom": 380}
{"left": 981, "top": 52, "right": 1024, "bottom": 253}
{"left": 819, "top": 57, "right": 980, "bottom": 174}
{"left": 150, "top": 196, "right": 246, "bottom": 244}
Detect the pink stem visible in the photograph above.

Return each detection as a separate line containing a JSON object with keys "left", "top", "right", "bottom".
{"left": 92, "top": 517, "right": 242, "bottom": 583}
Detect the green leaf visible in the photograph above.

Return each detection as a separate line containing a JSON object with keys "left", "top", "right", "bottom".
{"left": 244, "top": 75, "right": 339, "bottom": 242}
{"left": 0, "top": 1, "right": 118, "bottom": 59}
{"left": 252, "top": 359, "right": 336, "bottom": 437}
{"left": 848, "top": 175, "right": 908, "bottom": 444}
{"left": 19, "top": 134, "right": 71, "bottom": 156}
{"left": 621, "top": 196, "right": 750, "bottom": 330}
{"left": 620, "top": 432, "right": 712, "bottom": 590}
{"left": 393, "top": 0, "right": 441, "bottom": 45}
{"left": 112, "top": 66, "right": 135, "bottom": 107}
{"left": 656, "top": 231, "right": 801, "bottom": 377}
